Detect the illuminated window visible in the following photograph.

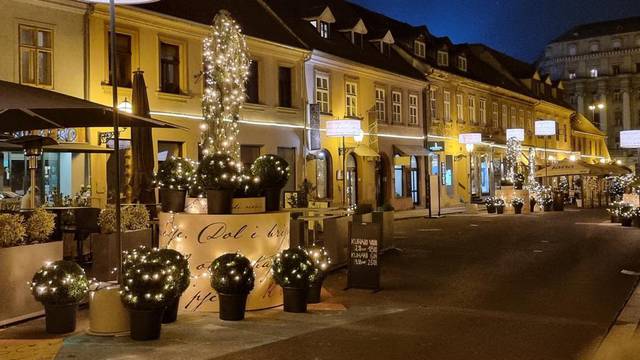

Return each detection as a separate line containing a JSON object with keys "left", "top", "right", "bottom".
{"left": 414, "top": 40, "right": 426, "bottom": 58}
{"left": 19, "top": 25, "right": 53, "bottom": 87}
{"left": 392, "top": 91, "right": 402, "bottom": 123}
{"left": 409, "top": 94, "right": 419, "bottom": 125}
{"left": 345, "top": 81, "right": 358, "bottom": 118}
{"left": 590, "top": 68, "right": 599, "bottom": 78}
{"left": 375, "top": 88, "right": 386, "bottom": 122}
{"left": 315, "top": 73, "right": 330, "bottom": 113}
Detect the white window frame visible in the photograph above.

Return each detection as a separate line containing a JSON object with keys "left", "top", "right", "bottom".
{"left": 479, "top": 99, "right": 487, "bottom": 125}
{"left": 319, "top": 21, "right": 329, "bottom": 39}
{"left": 429, "top": 88, "right": 437, "bottom": 121}
{"left": 492, "top": 102, "right": 499, "bottom": 128}
{"left": 458, "top": 56, "right": 467, "bottom": 71}
{"left": 414, "top": 40, "right": 426, "bottom": 58}
{"left": 468, "top": 96, "right": 476, "bottom": 124}
{"left": 510, "top": 106, "right": 517, "bottom": 128}
{"left": 437, "top": 50, "right": 449, "bottom": 66}
{"left": 19, "top": 24, "right": 53, "bottom": 87}
{"left": 590, "top": 68, "right": 598, "bottom": 78}
{"left": 375, "top": 88, "right": 386, "bottom": 122}
{"left": 392, "top": 91, "right": 402, "bottom": 123}
{"left": 408, "top": 94, "right": 419, "bottom": 125}
{"left": 443, "top": 90, "right": 451, "bottom": 122}
{"left": 456, "top": 93, "right": 464, "bottom": 122}
{"left": 345, "top": 81, "right": 358, "bottom": 118}
{"left": 315, "top": 73, "right": 330, "bottom": 113}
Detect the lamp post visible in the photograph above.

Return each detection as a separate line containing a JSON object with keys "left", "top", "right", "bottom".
{"left": 588, "top": 103, "right": 605, "bottom": 126}
{"left": 535, "top": 120, "right": 557, "bottom": 186}
{"left": 326, "top": 119, "right": 362, "bottom": 208}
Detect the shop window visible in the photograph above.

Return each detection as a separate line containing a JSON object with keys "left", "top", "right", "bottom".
{"left": 159, "top": 42, "right": 180, "bottom": 94}
{"left": 240, "top": 145, "right": 261, "bottom": 168}
{"left": 246, "top": 61, "right": 259, "bottom": 104}
{"left": 19, "top": 25, "right": 53, "bottom": 87}
{"left": 315, "top": 150, "right": 332, "bottom": 199}
{"left": 278, "top": 66, "right": 292, "bottom": 108}
{"left": 108, "top": 32, "right": 132, "bottom": 88}
{"left": 409, "top": 156, "right": 419, "bottom": 204}
{"left": 157, "top": 141, "right": 183, "bottom": 166}
{"left": 394, "top": 160, "right": 404, "bottom": 198}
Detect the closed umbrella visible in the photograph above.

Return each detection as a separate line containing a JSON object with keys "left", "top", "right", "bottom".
{"left": 130, "top": 71, "right": 156, "bottom": 204}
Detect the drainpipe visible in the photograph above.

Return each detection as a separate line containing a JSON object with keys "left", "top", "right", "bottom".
{"left": 83, "top": 5, "right": 94, "bottom": 188}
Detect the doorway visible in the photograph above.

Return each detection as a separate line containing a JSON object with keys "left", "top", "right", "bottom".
{"left": 346, "top": 153, "right": 358, "bottom": 208}
{"left": 376, "top": 154, "right": 389, "bottom": 207}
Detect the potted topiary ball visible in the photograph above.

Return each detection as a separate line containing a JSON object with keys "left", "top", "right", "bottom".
{"left": 209, "top": 253, "right": 255, "bottom": 321}
{"left": 30, "top": 260, "right": 89, "bottom": 334}
{"left": 485, "top": 197, "right": 496, "bottom": 214}
{"left": 147, "top": 248, "right": 190, "bottom": 324}
{"left": 494, "top": 198, "right": 506, "bottom": 214}
{"left": 121, "top": 260, "right": 178, "bottom": 341}
{"left": 619, "top": 203, "right": 636, "bottom": 227}
{"left": 511, "top": 197, "right": 524, "bottom": 214}
{"left": 251, "top": 155, "right": 290, "bottom": 211}
{"left": 306, "top": 246, "right": 331, "bottom": 304}
{"left": 271, "top": 248, "right": 317, "bottom": 313}
{"left": 197, "top": 153, "right": 241, "bottom": 214}
{"left": 155, "top": 157, "right": 194, "bottom": 213}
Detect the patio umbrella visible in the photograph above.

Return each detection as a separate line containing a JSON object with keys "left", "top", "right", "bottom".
{"left": 130, "top": 71, "right": 156, "bottom": 204}
{"left": 0, "top": 80, "right": 178, "bottom": 130}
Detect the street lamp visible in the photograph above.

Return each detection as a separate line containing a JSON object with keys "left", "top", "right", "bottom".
{"left": 588, "top": 103, "right": 605, "bottom": 124}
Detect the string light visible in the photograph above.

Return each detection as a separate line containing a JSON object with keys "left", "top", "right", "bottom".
{"left": 271, "top": 248, "right": 318, "bottom": 288}
{"left": 30, "top": 260, "right": 89, "bottom": 305}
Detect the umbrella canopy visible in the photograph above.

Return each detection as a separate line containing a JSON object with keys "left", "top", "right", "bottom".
{"left": 0, "top": 80, "right": 180, "bottom": 131}
{"left": 129, "top": 71, "right": 156, "bottom": 204}
{"left": 535, "top": 159, "right": 628, "bottom": 177}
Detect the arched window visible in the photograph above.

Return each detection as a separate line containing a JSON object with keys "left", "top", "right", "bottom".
{"left": 316, "top": 149, "right": 332, "bottom": 199}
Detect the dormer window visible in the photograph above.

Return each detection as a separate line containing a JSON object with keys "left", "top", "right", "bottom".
{"left": 319, "top": 21, "right": 329, "bottom": 39}
{"left": 568, "top": 44, "right": 577, "bottom": 56}
{"left": 305, "top": 6, "right": 335, "bottom": 40}
{"left": 457, "top": 56, "right": 467, "bottom": 71}
{"left": 437, "top": 50, "right": 449, "bottom": 66}
{"left": 414, "top": 40, "right": 426, "bottom": 58}
{"left": 340, "top": 19, "right": 367, "bottom": 48}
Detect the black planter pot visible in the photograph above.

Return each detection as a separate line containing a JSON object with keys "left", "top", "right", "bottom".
{"left": 514, "top": 204, "right": 523, "bottom": 214}
{"left": 129, "top": 308, "right": 165, "bottom": 341}
{"left": 283, "top": 287, "right": 308, "bottom": 313}
{"left": 622, "top": 217, "right": 633, "bottom": 227}
{"left": 530, "top": 200, "right": 536, "bottom": 213}
{"left": 611, "top": 215, "right": 621, "bottom": 223}
{"left": 162, "top": 296, "right": 180, "bottom": 324}
{"left": 44, "top": 303, "right": 77, "bottom": 334}
{"left": 544, "top": 204, "right": 553, "bottom": 212}
{"left": 487, "top": 205, "right": 496, "bottom": 214}
{"left": 159, "top": 189, "right": 186, "bottom": 213}
{"left": 264, "top": 188, "right": 282, "bottom": 212}
{"left": 496, "top": 206, "right": 505, "bottom": 214}
{"left": 207, "top": 189, "right": 233, "bottom": 214}
{"left": 514, "top": 182, "right": 523, "bottom": 190}
{"left": 634, "top": 216, "right": 640, "bottom": 228}
{"left": 307, "top": 280, "right": 323, "bottom": 304}
{"left": 218, "top": 293, "right": 248, "bottom": 321}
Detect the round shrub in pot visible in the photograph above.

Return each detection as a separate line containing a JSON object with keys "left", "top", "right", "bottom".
{"left": 494, "top": 198, "right": 505, "bottom": 214}
{"left": 251, "top": 155, "right": 290, "bottom": 212}
{"left": 306, "top": 246, "right": 331, "bottom": 304}
{"left": 26, "top": 207, "right": 56, "bottom": 242}
{"left": 197, "top": 153, "right": 241, "bottom": 214}
{"left": 30, "top": 260, "right": 89, "bottom": 334}
{"left": 619, "top": 203, "right": 636, "bottom": 227}
{"left": 155, "top": 157, "right": 195, "bottom": 213}
{"left": 271, "top": 248, "right": 317, "bottom": 313}
{"left": 485, "top": 197, "right": 496, "bottom": 214}
{"left": 147, "top": 248, "right": 190, "bottom": 323}
{"left": 120, "top": 259, "right": 178, "bottom": 341}
{"left": 511, "top": 197, "right": 524, "bottom": 214}
{"left": 209, "top": 253, "right": 255, "bottom": 321}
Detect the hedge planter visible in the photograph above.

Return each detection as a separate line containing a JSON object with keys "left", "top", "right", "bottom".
{"left": 92, "top": 229, "right": 152, "bottom": 282}
{"left": 496, "top": 206, "right": 505, "bottom": 214}
{"left": 487, "top": 205, "right": 496, "bottom": 214}
{"left": 307, "top": 281, "right": 322, "bottom": 304}
{"left": 218, "top": 293, "right": 248, "bottom": 321}
{"left": 207, "top": 189, "right": 233, "bottom": 215}
{"left": 514, "top": 204, "right": 523, "bottom": 214}
{"left": 129, "top": 308, "right": 165, "bottom": 341}
{"left": 264, "top": 188, "right": 282, "bottom": 212}
{"left": 621, "top": 218, "right": 633, "bottom": 227}
{"left": 159, "top": 189, "right": 186, "bottom": 213}
{"left": 162, "top": 296, "right": 180, "bottom": 324}
{"left": 45, "top": 303, "right": 78, "bottom": 334}
{"left": 283, "top": 287, "right": 308, "bottom": 313}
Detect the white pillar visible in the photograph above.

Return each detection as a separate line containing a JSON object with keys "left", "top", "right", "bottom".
{"left": 577, "top": 95, "right": 585, "bottom": 114}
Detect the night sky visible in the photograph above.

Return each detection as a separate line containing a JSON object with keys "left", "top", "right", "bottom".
{"left": 351, "top": 0, "right": 640, "bottom": 63}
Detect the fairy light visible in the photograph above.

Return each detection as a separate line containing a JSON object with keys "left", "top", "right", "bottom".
{"left": 154, "top": 156, "right": 196, "bottom": 191}
{"left": 271, "top": 247, "right": 318, "bottom": 288}
{"left": 30, "top": 260, "right": 89, "bottom": 305}
{"left": 209, "top": 253, "right": 255, "bottom": 294}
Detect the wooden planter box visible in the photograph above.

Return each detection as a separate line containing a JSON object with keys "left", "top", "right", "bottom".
{"left": 91, "top": 229, "right": 152, "bottom": 281}
{"left": 0, "top": 241, "right": 63, "bottom": 326}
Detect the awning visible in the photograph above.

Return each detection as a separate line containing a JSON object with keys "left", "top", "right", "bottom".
{"left": 393, "top": 145, "right": 430, "bottom": 156}
{"left": 0, "top": 141, "right": 112, "bottom": 154}
{"left": 535, "top": 159, "right": 630, "bottom": 177}
{"left": 353, "top": 144, "right": 380, "bottom": 157}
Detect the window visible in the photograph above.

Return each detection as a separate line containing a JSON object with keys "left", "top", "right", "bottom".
{"left": 319, "top": 21, "right": 329, "bottom": 39}
{"left": 19, "top": 25, "right": 53, "bottom": 87}
{"left": 501, "top": 104, "right": 508, "bottom": 128}
{"left": 590, "top": 68, "right": 598, "bottom": 78}
{"left": 458, "top": 56, "right": 467, "bottom": 71}
{"left": 492, "top": 102, "right": 499, "bottom": 127}
{"left": 409, "top": 94, "right": 419, "bottom": 125}
{"left": 345, "top": 81, "right": 358, "bottom": 118}
{"left": 429, "top": 88, "right": 437, "bottom": 121}
{"left": 518, "top": 109, "right": 524, "bottom": 128}
{"left": 568, "top": 44, "right": 577, "bottom": 56}
{"left": 568, "top": 71, "right": 577, "bottom": 79}
{"left": 108, "top": 32, "right": 132, "bottom": 88}
{"left": 612, "top": 64, "right": 621, "bottom": 75}
{"left": 443, "top": 91, "right": 451, "bottom": 122}
{"left": 615, "top": 111, "right": 623, "bottom": 126}
{"left": 157, "top": 141, "right": 183, "bottom": 166}
{"left": 437, "top": 50, "right": 449, "bottom": 66}
{"left": 612, "top": 38, "right": 622, "bottom": 49}
{"left": 589, "top": 41, "right": 599, "bottom": 52}
{"left": 510, "top": 107, "right": 517, "bottom": 128}
{"left": 563, "top": 124, "right": 568, "bottom": 142}
{"left": 526, "top": 111, "right": 533, "bottom": 132}
{"left": 394, "top": 156, "right": 405, "bottom": 198}
{"left": 240, "top": 145, "right": 261, "bottom": 167}
{"left": 409, "top": 156, "right": 419, "bottom": 204}
{"left": 479, "top": 99, "right": 487, "bottom": 125}
{"left": 468, "top": 96, "right": 476, "bottom": 124}
{"left": 414, "top": 40, "right": 426, "bottom": 58}
{"left": 456, "top": 93, "right": 464, "bottom": 122}
{"left": 613, "top": 91, "right": 622, "bottom": 103}
{"left": 278, "top": 66, "right": 292, "bottom": 108}
{"left": 375, "top": 88, "right": 386, "bottom": 122}
{"left": 315, "top": 150, "right": 331, "bottom": 199}
{"left": 392, "top": 91, "right": 402, "bottom": 123}
{"left": 159, "top": 42, "right": 180, "bottom": 94}
{"left": 246, "top": 61, "right": 259, "bottom": 103}
{"left": 315, "top": 74, "right": 330, "bottom": 113}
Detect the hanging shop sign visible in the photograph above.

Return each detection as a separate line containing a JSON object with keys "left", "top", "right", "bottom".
{"left": 348, "top": 222, "right": 381, "bottom": 290}
{"left": 620, "top": 130, "right": 640, "bottom": 149}
{"left": 326, "top": 119, "right": 362, "bottom": 137}
{"left": 506, "top": 128, "right": 525, "bottom": 142}
{"left": 159, "top": 212, "right": 290, "bottom": 312}
{"left": 426, "top": 141, "right": 445, "bottom": 152}
{"left": 458, "top": 133, "right": 482, "bottom": 145}
{"left": 535, "top": 120, "right": 556, "bottom": 136}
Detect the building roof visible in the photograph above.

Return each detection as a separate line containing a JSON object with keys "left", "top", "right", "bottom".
{"left": 133, "top": 0, "right": 306, "bottom": 49}
{"left": 552, "top": 16, "right": 640, "bottom": 43}
{"left": 262, "top": 0, "right": 426, "bottom": 81}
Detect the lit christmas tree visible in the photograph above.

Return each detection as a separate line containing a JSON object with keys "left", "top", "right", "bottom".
{"left": 505, "top": 137, "right": 521, "bottom": 182}
{"left": 201, "top": 10, "right": 250, "bottom": 160}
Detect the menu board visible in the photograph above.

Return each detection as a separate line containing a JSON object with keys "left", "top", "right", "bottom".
{"left": 348, "top": 222, "right": 381, "bottom": 290}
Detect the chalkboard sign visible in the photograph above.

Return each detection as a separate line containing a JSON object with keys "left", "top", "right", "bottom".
{"left": 348, "top": 222, "right": 381, "bottom": 290}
